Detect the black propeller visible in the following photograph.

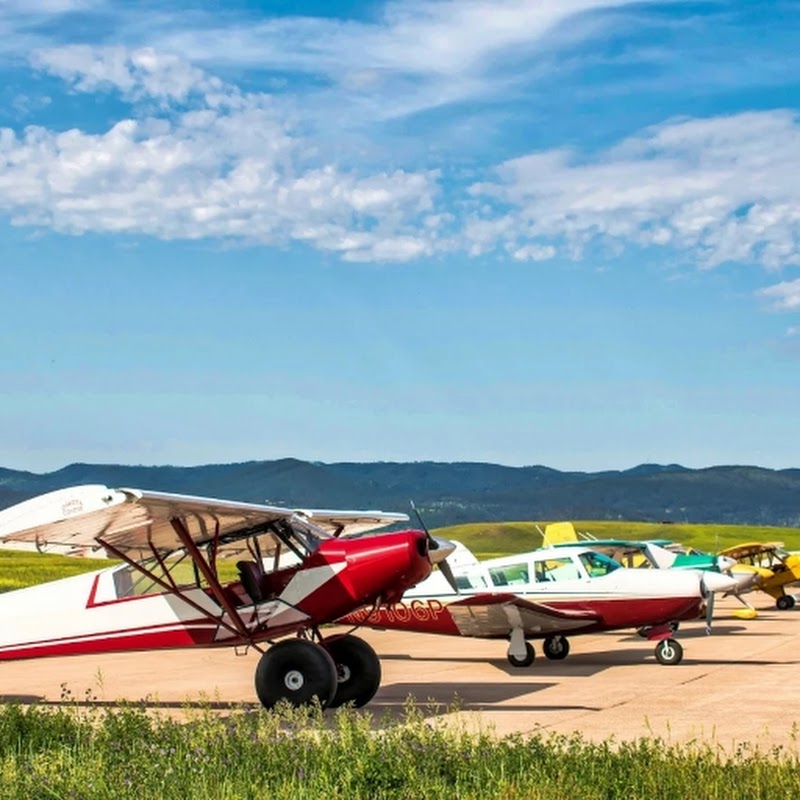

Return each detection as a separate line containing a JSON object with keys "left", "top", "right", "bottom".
{"left": 410, "top": 500, "right": 459, "bottom": 594}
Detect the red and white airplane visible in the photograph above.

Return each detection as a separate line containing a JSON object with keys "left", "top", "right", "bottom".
{"left": 341, "top": 540, "right": 738, "bottom": 666}
{"left": 0, "top": 485, "right": 449, "bottom": 709}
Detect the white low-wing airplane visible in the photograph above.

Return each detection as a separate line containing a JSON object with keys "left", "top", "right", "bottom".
{"left": 0, "top": 485, "right": 450, "bottom": 709}
{"left": 341, "top": 540, "right": 738, "bottom": 666}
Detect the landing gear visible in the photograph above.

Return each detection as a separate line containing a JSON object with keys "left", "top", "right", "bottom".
{"left": 507, "top": 641, "right": 535, "bottom": 667}
{"left": 254, "top": 639, "right": 337, "bottom": 709}
{"left": 776, "top": 594, "right": 796, "bottom": 610}
{"left": 543, "top": 635, "right": 570, "bottom": 660}
{"left": 654, "top": 638, "right": 683, "bottom": 666}
{"left": 325, "top": 634, "right": 382, "bottom": 708}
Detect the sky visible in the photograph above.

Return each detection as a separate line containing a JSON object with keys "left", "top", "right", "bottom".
{"left": 1, "top": 0, "right": 799, "bottom": 474}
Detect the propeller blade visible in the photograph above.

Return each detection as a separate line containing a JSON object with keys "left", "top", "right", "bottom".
{"left": 700, "top": 570, "right": 737, "bottom": 634}
{"left": 705, "top": 591, "right": 715, "bottom": 635}
{"left": 410, "top": 499, "right": 436, "bottom": 552}
{"left": 438, "top": 557, "right": 460, "bottom": 595}
{"left": 410, "top": 500, "right": 460, "bottom": 594}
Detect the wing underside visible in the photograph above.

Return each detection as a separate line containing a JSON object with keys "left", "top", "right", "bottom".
{"left": 0, "top": 485, "right": 408, "bottom": 560}
{"left": 446, "top": 594, "right": 600, "bottom": 637}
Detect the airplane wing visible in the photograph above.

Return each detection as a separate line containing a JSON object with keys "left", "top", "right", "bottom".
{"left": 292, "top": 509, "right": 408, "bottom": 537}
{"left": 0, "top": 485, "right": 407, "bottom": 560}
{"left": 719, "top": 542, "right": 784, "bottom": 560}
{"left": 444, "top": 593, "right": 600, "bottom": 638}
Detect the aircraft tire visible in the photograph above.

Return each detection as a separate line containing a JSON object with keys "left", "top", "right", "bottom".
{"left": 325, "top": 634, "right": 382, "bottom": 708}
{"left": 543, "top": 635, "right": 570, "bottom": 660}
{"left": 254, "top": 639, "right": 338, "bottom": 709}
{"left": 654, "top": 638, "right": 683, "bottom": 666}
{"left": 507, "top": 641, "right": 535, "bottom": 667}
{"left": 776, "top": 595, "right": 795, "bottom": 610}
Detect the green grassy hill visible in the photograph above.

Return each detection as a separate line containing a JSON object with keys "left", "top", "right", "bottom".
{"left": 433, "top": 520, "right": 800, "bottom": 560}
{"left": 3, "top": 520, "right": 799, "bottom": 593}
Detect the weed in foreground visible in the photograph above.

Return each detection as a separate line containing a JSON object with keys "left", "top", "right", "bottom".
{"left": 0, "top": 699, "right": 798, "bottom": 800}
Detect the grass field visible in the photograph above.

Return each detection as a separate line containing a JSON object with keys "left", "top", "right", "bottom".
{"left": 0, "top": 699, "right": 797, "bottom": 800}
{"left": 2, "top": 520, "right": 799, "bottom": 593}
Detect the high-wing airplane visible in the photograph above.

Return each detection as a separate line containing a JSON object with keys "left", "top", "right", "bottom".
{"left": 341, "top": 541, "right": 738, "bottom": 667}
{"left": 0, "top": 485, "right": 449, "bottom": 709}
{"left": 718, "top": 542, "right": 800, "bottom": 610}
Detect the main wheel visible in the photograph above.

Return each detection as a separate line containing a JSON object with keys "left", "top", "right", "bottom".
{"left": 507, "top": 641, "right": 535, "bottom": 667}
{"left": 654, "top": 638, "right": 683, "bottom": 666}
{"left": 325, "top": 634, "right": 382, "bottom": 708}
{"left": 543, "top": 635, "right": 570, "bottom": 660}
{"left": 776, "top": 595, "right": 795, "bottom": 610}
{"left": 254, "top": 639, "right": 338, "bottom": 709}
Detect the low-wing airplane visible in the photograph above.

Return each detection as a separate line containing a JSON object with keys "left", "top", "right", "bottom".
{"left": 341, "top": 540, "right": 738, "bottom": 667}
{"left": 718, "top": 542, "right": 800, "bottom": 610}
{"left": 543, "top": 522, "right": 737, "bottom": 574}
{"left": 0, "top": 484, "right": 449, "bottom": 709}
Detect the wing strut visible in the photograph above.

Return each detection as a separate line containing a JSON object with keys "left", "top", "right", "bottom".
{"left": 96, "top": 535, "right": 248, "bottom": 642}
{"left": 169, "top": 518, "right": 254, "bottom": 642}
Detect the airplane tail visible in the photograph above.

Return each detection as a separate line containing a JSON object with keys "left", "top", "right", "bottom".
{"left": 541, "top": 522, "right": 579, "bottom": 547}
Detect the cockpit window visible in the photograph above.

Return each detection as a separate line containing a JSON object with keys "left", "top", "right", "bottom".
{"left": 579, "top": 551, "right": 621, "bottom": 578}
{"left": 532, "top": 557, "right": 581, "bottom": 582}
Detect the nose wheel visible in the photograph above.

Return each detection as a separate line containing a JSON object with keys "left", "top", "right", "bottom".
{"left": 654, "top": 638, "right": 683, "bottom": 665}
{"left": 507, "top": 641, "right": 535, "bottom": 667}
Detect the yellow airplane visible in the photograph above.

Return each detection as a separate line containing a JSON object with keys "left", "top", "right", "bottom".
{"left": 719, "top": 542, "right": 800, "bottom": 610}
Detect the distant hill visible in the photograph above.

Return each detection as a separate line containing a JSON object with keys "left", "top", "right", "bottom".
{"left": 1, "top": 460, "right": 799, "bottom": 528}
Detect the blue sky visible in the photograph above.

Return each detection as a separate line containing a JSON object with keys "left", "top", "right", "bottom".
{"left": 1, "top": 0, "right": 799, "bottom": 474}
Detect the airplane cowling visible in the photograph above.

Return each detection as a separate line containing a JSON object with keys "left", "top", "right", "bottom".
{"left": 298, "top": 530, "right": 432, "bottom": 621}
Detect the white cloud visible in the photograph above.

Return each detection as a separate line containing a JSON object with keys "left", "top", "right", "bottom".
{"left": 31, "top": 45, "right": 217, "bottom": 103}
{"left": 758, "top": 279, "right": 800, "bottom": 312}
{"left": 3, "top": 25, "right": 800, "bottom": 274}
{"left": 0, "top": 51, "right": 440, "bottom": 254}
{"left": 2, "top": 0, "right": 652, "bottom": 124}
{"left": 469, "top": 110, "right": 800, "bottom": 270}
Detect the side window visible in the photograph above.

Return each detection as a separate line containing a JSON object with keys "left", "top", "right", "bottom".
{"left": 112, "top": 553, "right": 202, "bottom": 598}
{"left": 456, "top": 572, "right": 490, "bottom": 590}
{"left": 579, "top": 551, "right": 620, "bottom": 577}
{"left": 488, "top": 562, "right": 529, "bottom": 587}
{"left": 532, "top": 557, "right": 581, "bottom": 583}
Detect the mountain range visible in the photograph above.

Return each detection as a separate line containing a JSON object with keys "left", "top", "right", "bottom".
{"left": 1, "top": 460, "right": 799, "bottom": 528}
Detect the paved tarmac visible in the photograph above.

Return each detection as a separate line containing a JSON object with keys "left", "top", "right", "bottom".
{"left": 1, "top": 596, "right": 799, "bottom": 752}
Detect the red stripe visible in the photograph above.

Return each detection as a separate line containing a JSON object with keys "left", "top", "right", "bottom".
{"left": 0, "top": 621, "right": 219, "bottom": 661}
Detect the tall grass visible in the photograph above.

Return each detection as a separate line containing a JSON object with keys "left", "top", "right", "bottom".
{"left": 0, "top": 698, "right": 796, "bottom": 799}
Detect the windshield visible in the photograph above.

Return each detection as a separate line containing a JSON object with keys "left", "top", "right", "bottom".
{"left": 579, "top": 551, "right": 621, "bottom": 578}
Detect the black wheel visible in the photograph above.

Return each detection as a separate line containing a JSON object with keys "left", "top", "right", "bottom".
{"left": 776, "top": 595, "right": 795, "bottom": 610}
{"left": 507, "top": 641, "right": 535, "bottom": 667}
{"left": 654, "top": 638, "right": 683, "bottom": 666}
{"left": 324, "top": 634, "right": 382, "bottom": 708}
{"left": 543, "top": 635, "right": 570, "bottom": 661}
{"left": 254, "top": 639, "right": 337, "bottom": 709}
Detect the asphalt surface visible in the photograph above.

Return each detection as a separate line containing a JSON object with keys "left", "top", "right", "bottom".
{"left": 1, "top": 596, "right": 799, "bottom": 752}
